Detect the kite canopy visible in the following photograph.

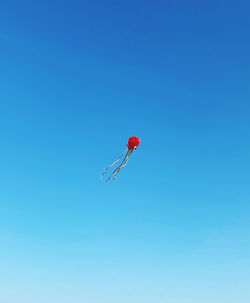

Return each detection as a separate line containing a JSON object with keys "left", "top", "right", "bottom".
{"left": 128, "top": 136, "right": 141, "bottom": 150}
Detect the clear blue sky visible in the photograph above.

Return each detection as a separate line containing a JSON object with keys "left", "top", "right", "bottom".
{"left": 0, "top": 1, "right": 250, "bottom": 302}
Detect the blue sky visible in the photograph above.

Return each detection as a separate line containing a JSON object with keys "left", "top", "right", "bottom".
{"left": 0, "top": 0, "right": 250, "bottom": 302}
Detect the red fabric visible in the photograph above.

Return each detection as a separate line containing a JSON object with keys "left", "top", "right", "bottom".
{"left": 128, "top": 136, "right": 141, "bottom": 150}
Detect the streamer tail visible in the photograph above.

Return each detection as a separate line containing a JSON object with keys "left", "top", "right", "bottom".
{"left": 106, "top": 149, "right": 133, "bottom": 182}
{"left": 101, "top": 148, "right": 128, "bottom": 179}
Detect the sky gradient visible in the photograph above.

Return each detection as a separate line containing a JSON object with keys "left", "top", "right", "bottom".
{"left": 0, "top": 1, "right": 250, "bottom": 302}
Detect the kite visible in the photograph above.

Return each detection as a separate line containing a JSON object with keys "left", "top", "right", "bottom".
{"left": 101, "top": 136, "right": 141, "bottom": 182}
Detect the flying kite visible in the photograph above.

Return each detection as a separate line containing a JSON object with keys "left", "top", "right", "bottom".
{"left": 101, "top": 136, "right": 141, "bottom": 182}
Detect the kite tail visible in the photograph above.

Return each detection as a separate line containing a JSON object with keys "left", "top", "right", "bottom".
{"left": 101, "top": 148, "right": 128, "bottom": 179}
{"left": 106, "top": 149, "right": 133, "bottom": 182}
